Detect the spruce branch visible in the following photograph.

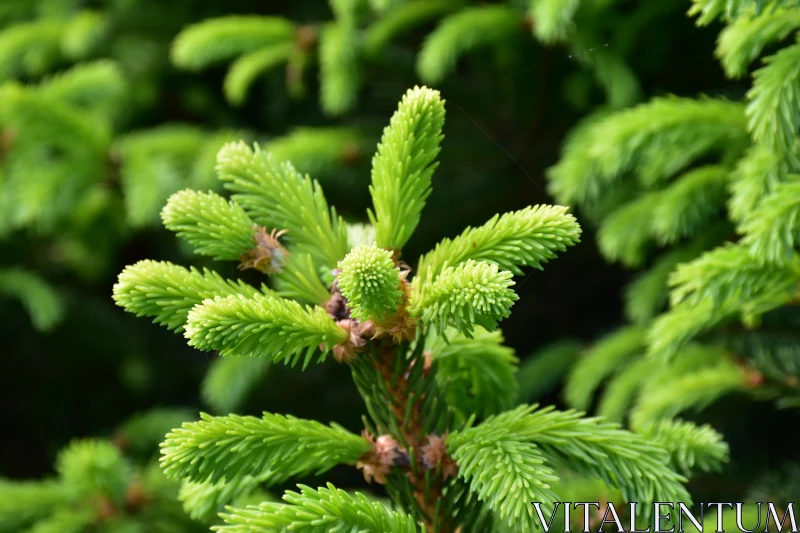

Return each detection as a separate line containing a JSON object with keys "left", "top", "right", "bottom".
{"left": 179, "top": 474, "right": 273, "bottom": 523}
{"left": 449, "top": 405, "right": 691, "bottom": 518}
{"left": 417, "top": 5, "right": 523, "bottom": 84}
{"left": 638, "top": 420, "right": 729, "bottom": 476}
{"left": 446, "top": 428, "right": 559, "bottom": 532}
{"left": 630, "top": 361, "right": 752, "bottom": 428}
{"left": 338, "top": 244, "right": 404, "bottom": 323}
{"left": 161, "top": 413, "right": 370, "bottom": 484}
{"left": 161, "top": 189, "right": 257, "bottom": 262}
{"left": 272, "top": 252, "right": 332, "bottom": 305}
{"left": 171, "top": 16, "right": 295, "bottom": 70}
{"left": 650, "top": 165, "right": 728, "bottom": 244}
{"left": 410, "top": 260, "right": 518, "bottom": 338}
{"left": 740, "top": 178, "right": 800, "bottom": 264}
{"left": 184, "top": 292, "right": 349, "bottom": 366}
{"left": 747, "top": 41, "right": 800, "bottom": 161}
{"left": 689, "top": 0, "right": 800, "bottom": 25}
{"left": 215, "top": 483, "right": 423, "bottom": 533}
{"left": 416, "top": 205, "right": 581, "bottom": 280}
{"left": 224, "top": 43, "right": 293, "bottom": 106}
{"left": 56, "top": 440, "right": 133, "bottom": 504}
{"left": 528, "top": 0, "right": 581, "bottom": 43}
{"left": 113, "top": 260, "right": 267, "bottom": 332}
{"left": 364, "top": 0, "right": 459, "bottom": 56}
{"left": 564, "top": 326, "right": 646, "bottom": 411}
{"left": 716, "top": 5, "right": 800, "bottom": 77}
{"left": 425, "top": 327, "right": 519, "bottom": 419}
{"left": 368, "top": 86, "right": 445, "bottom": 251}
{"left": 319, "top": 21, "right": 360, "bottom": 116}
{"left": 727, "top": 142, "right": 791, "bottom": 224}
{"left": 216, "top": 141, "right": 349, "bottom": 271}
{"left": 547, "top": 97, "right": 748, "bottom": 206}
{"left": 668, "top": 243, "right": 800, "bottom": 309}
{"left": 0, "top": 480, "right": 68, "bottom": 533}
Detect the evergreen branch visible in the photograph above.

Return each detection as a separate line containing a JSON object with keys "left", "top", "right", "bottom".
{"left": 595, "top": 357, "right": 654, "bottom": 423}
{"left": 417, "top": 5, "right": 523, "bottom": 84}
{"left": 266, "top": 127, "right": 365, "bottom": 178}
{"left": 337, "top": 244, "right": 404, "bottom": 323}
{"left": 564, "top": 326, "right": 647, "bottom": 410}
{"left": 0, "top": 480, "right": 68, "bottom": 533}
{"left": 716, "top": 5, "right": 800, "bottom": 77}
{"left": 61, "top": 10, "right": 108, "bottom": 59}
{"left": 180, "top": 473, "right": 277, "bottom": 523}
{"left": 651, "top": 165, "right": 728, "bottom": 244}
{"left": 161, "top": 414, "right": 370, "bottom": 484}
{"left": 114, "top": 124, "right": 208, "bottom": 227}
{"left": 516, "top": 340, "right": 583, "bottom": 404}
{"left": 597, "top": 343, "right": 729, "bottom": 423}
{"left": 0, "top": 20, "right": 63, "bottom": 81}
{"left": 319, "top": 22, "right": 360, "bottom": 116}
{"left": 411, "top": 260, "right": 518, "bottom": 338}
{"left": 637, "top": 420, "right": 729, "bottom": 476}
{"left": 17, "top": 508, "right": 95, "bottom": 533}
{"left": 689, "top": 0, "right": 800, "bottom": 25}
{"left": 668, "top": 243, "right": 800, "bottom": 309}
{"left": 215, "top": 483, "right": 423, "bottom": 533}
{"left": 0, "top": 268, "right": 64, "bottom": 331}
{"left": 171, "top": 16, "right": 295, "bottom": 70}
{"left": 112, "top": 260, "right": 266, "bottom": 332}
{"left": 161, "top": 189, "right": 257, "bottom": 262}
{"left": 368, "top": 86, "right": 445, "bottom": 250}
{"left": 201, "top": 356, "right": 271, "bottom": 414}
{"left": 56, "top": 439, "right": 132, "bottom": 504}
{"left": 364, "top": 0, "right": 459, "bottom": 56}
{"left": 740, "top": 178, "right": 800, "bottom": 265}
{"left": 216, "top": 141, "right": 349, "bottom": 270}
{"left": 727, "top": 142, "right": 791, "bottom": 224}
{"left": 184, "top": 292, "right": 349, "bottom": 365}
{"left": 624, "top": 230, "right": 726, "bottom": 324}
{"left": 630, "top": 362, "right": 749, "bottom": 427}
{"left": 529, "top": 0, "right": 581, "bottom": 43}
{"left": 454, "top": 405, "right": 691, "bottom": 512}
{"left": 37, "top": 60, "right": 125, "bottom": 113}
{"left": 647, "top": 299, "right": 731, "bottom": 361}
{"left": 746, "top": 41, "right": 800, "bottom": 160}
{"left": 547, "top": 97, "right": 748, "bottom": 205}
{"left": 224, "top": 43, "right": 293, "bottom": 106}
{"left": 272, "top": 252, "right": 332, "bottom": 306}
{"left": 597, "top": 192, "right": 659, "bottom": 266}
{"left": 416, "top": 205, "right": 581, "bottom": 280}
{"left": 446, "top": 428, "right": 559, "bottom": 532}
{"left": 426, "top": 327, "right": 519, "bottom": 419}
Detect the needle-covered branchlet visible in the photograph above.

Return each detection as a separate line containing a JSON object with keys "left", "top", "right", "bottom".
{"left": 112, "top": 85, "right": 697, "bottom": 533}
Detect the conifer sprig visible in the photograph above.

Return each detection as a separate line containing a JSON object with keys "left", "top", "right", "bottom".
{"left": 171, "top": 16, "right": 295, "bottom": 70}
{"left": 368, "top": 86, "right": 445, "bottom": 251}
{"left": 184, "top": 293, "right": 349, "bottom": 365}
{"left": 112, "top": 260, "right": 268, "bottom": 332}
{"left": 416, "top": 205, "right": 582, "bottom": 279}
{"left": 216, "top": 484, "right": 422, "bottom": 533}
{"left": 216, "top": 142, "right": 349, "bottom": 271}
{"left": 161, "top": 413, "right": 370, "bottom": 484}
{"left": 161, "top": 189, "right": 257, "bottom": 262}
{"left": 411, "top": 260, "right": 518, "bottom": 338}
